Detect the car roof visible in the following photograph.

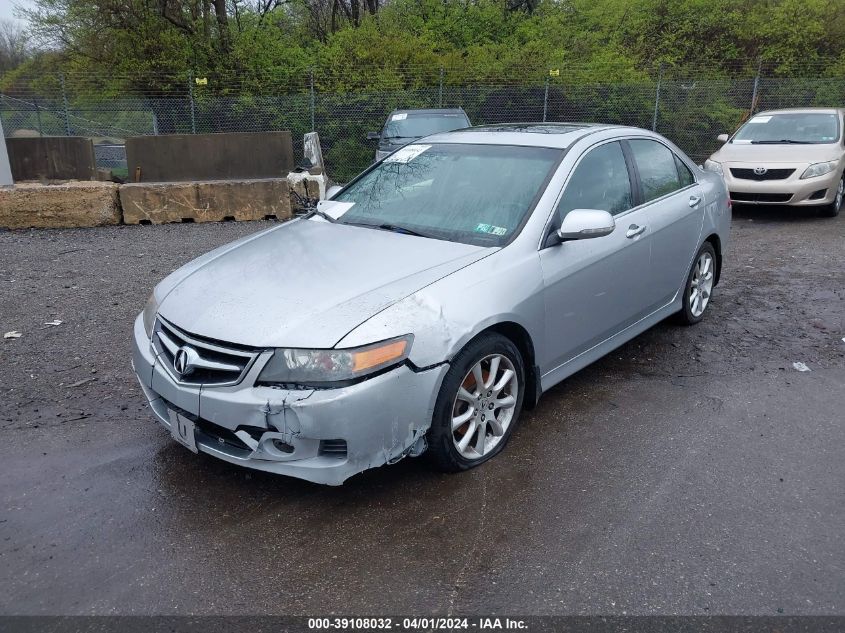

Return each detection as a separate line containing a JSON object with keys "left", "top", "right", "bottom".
{"left": 390, "top": 108, "right": 468, "bottom": 115}
{"left": 422, "top": 122, "right": 622, "bottom": 148}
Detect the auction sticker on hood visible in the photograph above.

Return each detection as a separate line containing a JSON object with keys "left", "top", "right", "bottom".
{"left": 384, "top": 144, "right": 431, "bottom": 164}
{"left": 475, "top": 223, "right": 508, "bottom": 236}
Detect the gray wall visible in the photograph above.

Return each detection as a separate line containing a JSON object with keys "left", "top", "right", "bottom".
{"left": 126, "top": 131, "right": 294, "bottom": 182}
{"left": 6, "top": 137, "right": 96, "bottom": 181}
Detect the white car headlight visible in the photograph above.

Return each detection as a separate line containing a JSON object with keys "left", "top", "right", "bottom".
{"left": 142, "top": 292, "right": 159, "bottom": 339}
{"left": 800, "top": 161, "right": 838, "bottom": 179}
{"left": 257, "top": 335, "right": 413, "bottom": 387}
{"left": 704, "top": 159, "right": 724, "bottom": 176}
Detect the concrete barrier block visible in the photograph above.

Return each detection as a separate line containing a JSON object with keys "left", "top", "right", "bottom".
{"left": 287, "top": 172, "right": 325, "bottom": 201}
{"left": 0, "top": 181, "right": 121, "bottom": 229}
{"left": 126, "top": 132, "right": 294, "bottom": 182}
{"left": 119, "top": 178, "right": 293, "bottom": 225}
{"left": 7, "top": 137, "right": 97, "bottom": 182}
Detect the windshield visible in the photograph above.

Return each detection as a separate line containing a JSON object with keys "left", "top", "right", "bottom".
{"left": 382, "top": 112, "right": 470, "bottom": 140}
{"left": 733, "top": 112, "right": 840, "bottom": 144}
{"left": 334, "top": 143, "right": 562, "bottom": 247}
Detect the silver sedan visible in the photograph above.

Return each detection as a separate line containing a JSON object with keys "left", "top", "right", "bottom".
{"left": 132, "top": 123, "right": 731, "bottom": 485}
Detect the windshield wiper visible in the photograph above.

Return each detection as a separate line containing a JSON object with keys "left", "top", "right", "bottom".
{"left": 751, "top": 139, "right": 814, "bottom": 144}
{"left": 342, "top": 220, "right": 435, "bottom": 239}
{"left": 376, "top": 223, "right": 431, "bottom": 237}
{"left": 303, "top": 208, "right": 337, "bottom": 223}
{"left": 383, "top": 135, "right": 417, "bottom": 140}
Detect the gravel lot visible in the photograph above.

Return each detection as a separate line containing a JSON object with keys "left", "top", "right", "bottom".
{"left": 1, "top": 206, "right": 844, "bottom": 615}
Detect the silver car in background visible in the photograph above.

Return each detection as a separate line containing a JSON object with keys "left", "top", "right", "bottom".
{"left": 132, "top": 123, "right": 731, "bottom": 485}
{"left": 705, "top": 108, "right": 845, "bottom": 216}
{"left": 368, "top": 108, "right": 471, "bottom": 162}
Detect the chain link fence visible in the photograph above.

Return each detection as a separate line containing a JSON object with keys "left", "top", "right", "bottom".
{"left": 2, "top": 63, "right": 844, "bottom": 183}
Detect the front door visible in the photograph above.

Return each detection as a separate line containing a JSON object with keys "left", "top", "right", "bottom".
{"left": 538, "top": 140, "right": 653, "bottom": 375}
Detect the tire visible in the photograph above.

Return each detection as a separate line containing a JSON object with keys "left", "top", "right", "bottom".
{"left": 426, "top": 332, "right": 525, "bottom": 473}
{"left": 676, "top": 242, "right": 717, "bottom": 326}
{"left": 819, "top": 176, "right": 843, "bottom": 218}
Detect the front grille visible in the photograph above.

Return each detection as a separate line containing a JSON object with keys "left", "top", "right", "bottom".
{"left": 730, "top": 168, "right": 795, "bottom": 181}
{"left": 319, "top": 439, "right": 348, "bottom": 459}
{"left": 730, "top": 191, "right": 793, "bottom": 203}
{"left": 153, "top": 317, "right": 259, "bottom": 386}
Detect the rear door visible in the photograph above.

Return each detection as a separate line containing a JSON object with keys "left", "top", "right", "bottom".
{"left": 625, "top": 139, "right": 705, "bottom": 307}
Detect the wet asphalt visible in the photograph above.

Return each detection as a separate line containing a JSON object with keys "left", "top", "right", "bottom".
{"left": 0, "top": 206, "right": 843, "bottom": 616}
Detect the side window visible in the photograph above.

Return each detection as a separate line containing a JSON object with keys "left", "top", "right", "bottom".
{"left": 674, "top": 154, "right": 695, "bottom": 188}
{"left": 556, "top": 141, "right": 633, "bottom": 221}
{"left": 629, "top": 139, "right": 682, "bottom": 202}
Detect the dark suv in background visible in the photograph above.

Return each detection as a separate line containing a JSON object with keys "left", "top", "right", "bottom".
{"left": 368, "top": 108, "right": 471, "bottom": 162}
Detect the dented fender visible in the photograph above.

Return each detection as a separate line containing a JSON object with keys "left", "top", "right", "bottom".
{"left": 337, "top": 247, "right": 547, "bottom": 370}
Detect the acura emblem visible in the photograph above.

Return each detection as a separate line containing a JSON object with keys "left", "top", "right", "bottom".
{"left": 173, "top": 346, "right": 197, "bottom": 376}
{"left": 753, "top": 166, "right": 768, "bottom": 175}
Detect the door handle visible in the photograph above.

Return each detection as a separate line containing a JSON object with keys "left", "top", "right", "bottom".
{"left": 689, "top": 195, "right": 702, "bottom": 207}
{"left": 626, "top": 224, "right": 646, "bottom": 239}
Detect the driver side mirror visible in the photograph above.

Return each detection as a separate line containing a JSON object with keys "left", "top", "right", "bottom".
{"left": 367, "top": 131, "right": 380, "bottom": 141}
{"left": 554, "top": 209, "right": 615, "bottom": 243}
{"left": 716, "top": 133, "right": 730, "bottom": 143}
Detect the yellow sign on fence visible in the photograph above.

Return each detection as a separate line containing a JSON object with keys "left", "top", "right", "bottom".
{"left": 549, "top": 69, "right": 560, "bottom": 77}
{"left": 195, "top": 77, "right": 208, "bottom": 85}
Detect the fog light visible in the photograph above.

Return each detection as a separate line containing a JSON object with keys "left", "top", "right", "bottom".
{"left": 272, "top": 439, "right": 294, "bottom": 453}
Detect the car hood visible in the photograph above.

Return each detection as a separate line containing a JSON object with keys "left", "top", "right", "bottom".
{"left": 711, "top": 142, "right": 842, "bottom": 164}
{"left": 157, "top": 219, "right": 490, "bottom": 348}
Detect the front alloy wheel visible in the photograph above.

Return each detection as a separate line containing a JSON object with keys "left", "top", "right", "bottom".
{"left": 451, "top": 354, "right": 518, "bottom": 459}
{"left": 426, "top": 332, "right": 525, "bottom": 472}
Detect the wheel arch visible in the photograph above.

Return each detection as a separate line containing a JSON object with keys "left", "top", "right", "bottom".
{"left": 704, "top": 233, "right": 723, "bottom": 285}
{"left": 474, "top": 321, "right": 541, "bottom": 410}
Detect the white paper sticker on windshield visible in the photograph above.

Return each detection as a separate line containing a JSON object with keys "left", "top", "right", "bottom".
{"left": 392, "top": 113, "right": 408, "bottom": 121}
{"left": 475, "top": 223, "right": 507, "bottom": 236}
{"left": 316, "top": 199, "right": 355, "bottom": 219}
{"left": 384, "top": 144, "right": 431, "bottom": 164}
{"left": 749, "top": 115, "right": 772, "bottom": 123}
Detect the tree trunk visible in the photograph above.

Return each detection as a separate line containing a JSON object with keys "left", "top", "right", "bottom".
{"left": 212, "top": 0, "right": 230, "bottom": 55}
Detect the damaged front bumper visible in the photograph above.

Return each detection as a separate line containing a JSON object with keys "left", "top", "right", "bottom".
{"left": 131, "top": 314, "right": 448, "bottom": 485}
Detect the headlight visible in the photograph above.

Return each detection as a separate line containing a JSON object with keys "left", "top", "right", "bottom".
{"left": 257, "top": 335, "right": 413, "bottom": 387}
{"left": 800, "top": 161, "right": 837, "bottom": 179}
{"left": 704, "top": 159, "right": 724, "bottom": 176}
{"left": 142, "top": 292, "right": 159, "bottom": 338}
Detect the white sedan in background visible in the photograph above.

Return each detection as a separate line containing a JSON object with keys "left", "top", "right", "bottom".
{"left": 706, "top": 108, "right": 844, "bottom": 216}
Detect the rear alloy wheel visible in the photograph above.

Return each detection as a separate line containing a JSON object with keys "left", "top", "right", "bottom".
{"left": 676, "top": 242, "right": 717, "bottom": 326}
{"left": 820, "top": 176, "right": 843, "bottom": 217}
{"left": 426, "top": 333, "right": 524, "bottom": 472}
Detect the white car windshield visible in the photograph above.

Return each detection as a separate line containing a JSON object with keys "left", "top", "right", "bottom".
{"left": 334, "top": 143, "right": 562, "bottom": 246}
{"left": 382, "top": 113, "right": 470, "bottom": 140}
{"left": 732, "top": 112, "right": 840, "bottom": 144}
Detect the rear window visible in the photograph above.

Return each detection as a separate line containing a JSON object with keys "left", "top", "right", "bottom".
{"left": 628, "top": 140, "right": 683, "bottom": 202}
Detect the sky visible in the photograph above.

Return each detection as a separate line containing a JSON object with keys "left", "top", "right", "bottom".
{"left": 0, "top": 0, "right": 33, "bottom": 24}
